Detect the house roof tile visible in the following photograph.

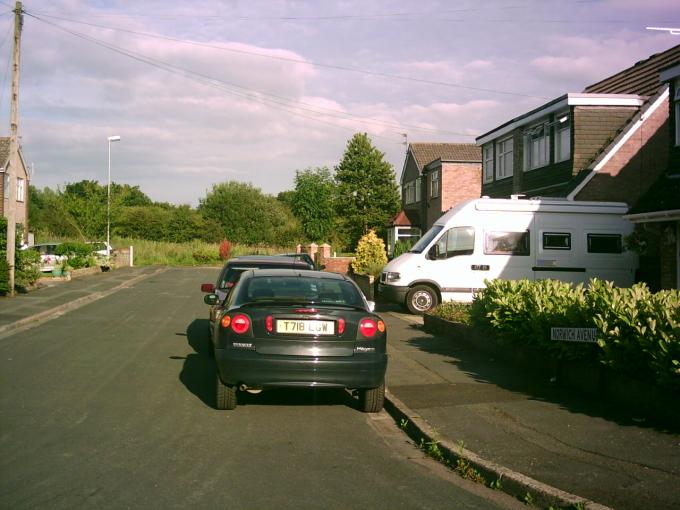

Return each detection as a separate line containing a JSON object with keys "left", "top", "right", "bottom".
{"left": 584, "top": 44, "right": 680, "bottom": 97}
{"left": 409, "top": 143, "right": 481, "bottom": 169}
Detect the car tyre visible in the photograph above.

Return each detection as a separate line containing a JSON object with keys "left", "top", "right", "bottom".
{"left": 406, "top": 285, "right": 438, "bottom": 315}
{"left": 216, "top": 373, "right": 237, "bottom": 410}
{"left": 359, "top": 380, "right": 385, "bottom": 413}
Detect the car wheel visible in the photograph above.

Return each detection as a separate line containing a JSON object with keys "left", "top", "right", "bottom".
{"left": 359, "top": 380, "right": 385, "bottom": 413}
{"left": 216, "top": 373, "right": 237, "bottom": 410}
{"left": 406, "top": 285, "right": 438, "bottom": 315}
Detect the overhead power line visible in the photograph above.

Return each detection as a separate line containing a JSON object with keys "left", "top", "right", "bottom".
{"left": 25, "top": 10, "right": 548, "bottom": 100}
{"left": 26, "top": 13, "right": 477, "bottom": 142}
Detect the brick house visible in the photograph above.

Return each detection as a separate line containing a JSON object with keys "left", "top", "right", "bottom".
{"left": 386, "top": 142, "right": 481, "bottom": 255}
{"left": 476, "top": 45, "right": 679, "bottom": 207}
{"left": 623, "top": 62, "right": 680, "bottom": 290}
{"left": 0, "top": 137, "right": 30, "bottom": 240}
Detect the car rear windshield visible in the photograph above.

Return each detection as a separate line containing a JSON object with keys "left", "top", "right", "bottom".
{"left": 237, "top": 276, "right": 363, "bottom": 307}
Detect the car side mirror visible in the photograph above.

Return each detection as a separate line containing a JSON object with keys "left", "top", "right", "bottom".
{"left": 366, "top": 300, "right": 376, "bottom": 312}
{"left": 204, "top": 294, "right": 218, "bottom": 305}
{"left": 201, "top": 283, "right": 215, "bottom": 293}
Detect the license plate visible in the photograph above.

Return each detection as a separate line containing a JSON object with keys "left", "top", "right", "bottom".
{"left": 276, "top": 320, "right": 335, "bottom": 335}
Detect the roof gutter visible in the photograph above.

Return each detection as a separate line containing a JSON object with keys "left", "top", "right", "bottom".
{"left": 566, "top": 86, "right": 669, "bottom": 201}
{"left": 624, "top": 209, "right": 680, "bottom": 223}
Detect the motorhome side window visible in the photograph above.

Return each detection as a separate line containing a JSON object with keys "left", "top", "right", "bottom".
{"left": 543, "top": 232, "right": 571, "bottom": 250}
{"left": 484, "top": 231, "right": 530, "bottom": 256}
{"left": 587, "top": 233, "right": 622, "bottom": 254}
{"left": 433, "top": 227, "right": 475, "bottom": 259}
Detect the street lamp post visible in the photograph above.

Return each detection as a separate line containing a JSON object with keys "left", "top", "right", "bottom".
{"left": 107, "top": 135, "right": 121, "bottom": 257}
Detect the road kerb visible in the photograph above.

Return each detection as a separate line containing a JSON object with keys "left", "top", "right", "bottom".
{"left": 0, "top": 267, "right": 168, "bottom": 338}
{"left": 384, "top": 389, "right": 612, "bottom": 510}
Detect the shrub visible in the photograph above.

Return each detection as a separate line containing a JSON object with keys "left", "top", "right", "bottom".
{"left": 219, "top": 239, "right": 232, "bottom": 261}
{"left": 55, "top": 242, "right": 95, "bottom": 269}
{"left": 430, "top": 301, "right": 471, "bottom": 325}
{"left": 470, "top": 278, "right": 680, "bottom": 391}
{"left": 192, "top": 246, "right": 221, "bottom": 265}
{"left": 351, "top": 230, "right": 387, "bottom": 275}
{"left": 393, "top": 238, "right": 414, "bottom": 258}
{"left": 15, "top": 248, "right": 41, "bottom": 289}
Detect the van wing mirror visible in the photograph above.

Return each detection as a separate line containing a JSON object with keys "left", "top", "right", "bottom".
{"left": 204, "top": 294, "right": 219, "bottom": 305}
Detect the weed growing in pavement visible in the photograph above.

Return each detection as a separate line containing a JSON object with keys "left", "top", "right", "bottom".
{"left": 523, "top": 492, "right": 534, "bottom": 506}
{"left": 399, "top": 418, "right": 409, "bottom": 430}
{"left": 489, "top": 476, "right": 503, "bottom": 490}
{"left": 424, "top": 440, "right": 445, "bottom": 462}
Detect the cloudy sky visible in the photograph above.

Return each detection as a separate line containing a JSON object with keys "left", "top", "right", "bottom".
{"left": 1, "top": 0, "right": 678, "bottom": 205}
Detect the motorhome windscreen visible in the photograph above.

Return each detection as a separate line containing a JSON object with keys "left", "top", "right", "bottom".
{"left": 410, "top": 225, "right": 443, "bottom": 253}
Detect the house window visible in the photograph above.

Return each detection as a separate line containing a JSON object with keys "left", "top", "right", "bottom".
{"left": 16, "top": 177, "right": 24, "bottom": 202}
{"left": 430, "top": 170, "right": 439, "bottom": 198}
{"left": 483, "top": 144, "right": 494, "bottom": 183}
{"left": 554, "top": 113, "right": 571, "bottom": 162}
{"left": 415, "top": 177, "right": 421, "bottom": 203}
{"left": 2, "top": 173, "right": 7, "bottom": 200}
{"left": 404, "top": 181, "right": 415, "bottom": 205}
{"left": 543, "top": 232, "right": 571, "bottom": 250}
{"left": 587, "top": 234, "right": 622, "bottom": 254}
{"left": 524, "top": 122, "right": 550, "bottom": 170}
{"left": 496, "top": 137, "right": 513, "bottom": 179}
{"left": 484, "top": 231, "right": 530, "bottom": 256}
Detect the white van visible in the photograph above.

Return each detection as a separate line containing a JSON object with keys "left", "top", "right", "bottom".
{"left": 379, "top": 197, "right": 637, "bottom": 314}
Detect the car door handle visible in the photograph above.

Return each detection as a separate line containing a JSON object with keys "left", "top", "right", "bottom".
{"left": 471, "top": 265, "right": 489, "bottom": 271}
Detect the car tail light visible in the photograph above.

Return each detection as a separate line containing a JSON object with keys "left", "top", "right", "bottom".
{"left": 265, "top": 315, "right": 273, "bottom": 333}
{"left": 231, "top": 314, "right": 251, "bottom": 334}
{"left": 359, "top": 318, "right": 378, "bottom": 338}
{"left": 220, "top": 315, "right": 231, "bottom": 329}
{"left": 337, "top": 318, "right": 346, "bottom": 335}
{"left": 377, "top": 320, "right": 385, "bottom": 333}
{"left": 295, "top": 308, "right": 318, "bottom": 314}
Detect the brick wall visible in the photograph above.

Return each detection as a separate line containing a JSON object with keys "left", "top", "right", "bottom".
{"left": 321, "top": 256, "right": 353, "bottom": 274}
{"left": 573, "top": 106, "right": 638, "bottom": 173}
{"left": 441, "top": 162, "right": 481, "bottom": 209}
{"left": 575, "top": 98, "right": 669, "bottom": 204}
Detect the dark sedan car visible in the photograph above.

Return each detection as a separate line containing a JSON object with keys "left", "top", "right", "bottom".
{"left": 201, "top": 255, "right": 315, "bottom": 335}
{"left": 204, "top": 269, "right": 387, "bottom": 412}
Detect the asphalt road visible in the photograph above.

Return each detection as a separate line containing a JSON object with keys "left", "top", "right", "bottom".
{"left": 0, "top": 267, "right": 523, "bottom": 510}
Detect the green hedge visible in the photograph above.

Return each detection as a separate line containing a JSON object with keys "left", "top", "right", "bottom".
{"left": 459, "top": 279, "right": 680, "bottom": 392}
{"left": 54, "top": 242, "right": 96, "bottom": 269}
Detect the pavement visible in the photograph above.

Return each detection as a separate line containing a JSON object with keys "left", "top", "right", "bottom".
{"left": 1, "top": 269, "right": 679, "bottom": 510}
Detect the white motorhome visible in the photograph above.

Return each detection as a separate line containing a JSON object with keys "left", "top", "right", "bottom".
{"left": 379, "top": 197, "right": 637, "bottom": 314}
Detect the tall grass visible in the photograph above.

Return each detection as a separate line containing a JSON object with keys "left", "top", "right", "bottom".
{"left": 113, "top": 238, "right": 297, "bottom": 266}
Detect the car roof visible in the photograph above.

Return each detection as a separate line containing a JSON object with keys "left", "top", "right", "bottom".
{"left": 226, "top": 255, "right": 311, "bottom": 267}
{"left": 245, "top": 268, "right": 347, "bottom": 280}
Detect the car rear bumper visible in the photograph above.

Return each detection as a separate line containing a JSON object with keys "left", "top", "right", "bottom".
{"left": 215, "top": 350, "right": 387, "bottom": 389}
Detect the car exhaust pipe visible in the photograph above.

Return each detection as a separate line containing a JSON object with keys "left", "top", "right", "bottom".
{"left": 239, "top": 384, "right": 263, "bottom": 394}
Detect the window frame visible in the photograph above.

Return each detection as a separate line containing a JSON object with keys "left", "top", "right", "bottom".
{"left": 430, "top": 169, "right": 440, "bottom": 198}
{"left": 16, "top": 176, "right": 24, "bottom": 202}
{"left": 524, "top": 121, "right": 550, "bottom": 171}
{"left": 415, "top": 177, "right": 421, "bottom": 203}
{"left": 483, "top": 144, "right": 494, "bottom": 183}
{"left": 542, "top": 232, "right": 571, "bottom": 251}
{"left": 674, "top": 83, "right": 680, "bottom": 147}
{"left": 496, "top": 137, "right": 514, "bottom": 180}
{"left": 586, "top": 233, "right": 622, "bottom": 254}
{"left": 554, "top": 112, "right": 571, "bottom": 163}
{"left": 484, "top": 230, "right": 531, "bottom": 256}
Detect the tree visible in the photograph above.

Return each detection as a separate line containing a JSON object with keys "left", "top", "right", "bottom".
{"left": 290, "top": 167, "right": 336, "bottom": 242}
{"left": 334, "top": 133, "right": 400, "bottom": 249}
{"left": 198, "top": 181, "right": 301, "bottom": 245}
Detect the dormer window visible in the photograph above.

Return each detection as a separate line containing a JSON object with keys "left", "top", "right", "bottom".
{"left": 483, "top": 144, "right": 494, "bottom": 183}
{"left": 554, "top": 112, "right": 571, "bottom": 162}
{"left": 496, "top": 137, "right": 513, "bottom": 179}
{"left": 524, "top": 122, "right": 550, "bottom": 170}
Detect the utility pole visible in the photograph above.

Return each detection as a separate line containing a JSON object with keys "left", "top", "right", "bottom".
{"left": 5, "top": 1, "right": 22, "bottom": 297}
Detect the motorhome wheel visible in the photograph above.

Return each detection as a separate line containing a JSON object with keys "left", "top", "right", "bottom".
{"left": 406, "top": 285, "right": 438, "bottom": 315}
